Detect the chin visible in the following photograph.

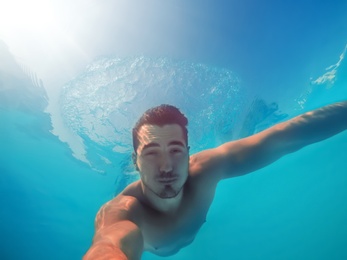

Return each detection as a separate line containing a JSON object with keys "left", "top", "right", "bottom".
{"left": 158, "top": 184, "right": 184, "bottom": 199}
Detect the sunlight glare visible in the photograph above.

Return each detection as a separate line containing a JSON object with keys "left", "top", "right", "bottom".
{"left": 0, "top": 0, "right": 60, "bottom": 39}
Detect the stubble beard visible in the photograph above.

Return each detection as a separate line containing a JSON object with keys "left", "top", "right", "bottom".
{"left": 158, "top": 184, "right": 183, "bottom": 199}
{"left": 142, "top": 177, "right": 186, "bottom": 199}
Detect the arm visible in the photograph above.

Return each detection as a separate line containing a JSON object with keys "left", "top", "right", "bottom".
{"left": 190, "top": 101, "right": 347, "bottom": 180}
{"left": 83, "top": 198, "right": 144, "bottom": 260}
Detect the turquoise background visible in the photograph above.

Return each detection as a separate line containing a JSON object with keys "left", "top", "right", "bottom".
{"left": 1, "top": 1, "right": 347, "bottom": 259}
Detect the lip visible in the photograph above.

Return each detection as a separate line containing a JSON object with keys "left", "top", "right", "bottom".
{"left": 157, "top": 177, "right": 178, "bottom": 184}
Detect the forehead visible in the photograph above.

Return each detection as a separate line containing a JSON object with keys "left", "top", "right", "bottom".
{"left": 137, "top": 124, "right": 185, "bottom": 149}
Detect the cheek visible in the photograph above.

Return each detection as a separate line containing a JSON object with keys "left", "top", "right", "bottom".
{"left": 176, "top": 156, "right": 189, "bottom": 169}
{"left": 138, "top": 158, "right": 156, "bottom": 173}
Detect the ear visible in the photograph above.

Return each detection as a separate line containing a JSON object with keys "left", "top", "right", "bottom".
{"left": 132, "top": 152, "right": 139, "bottom": 171}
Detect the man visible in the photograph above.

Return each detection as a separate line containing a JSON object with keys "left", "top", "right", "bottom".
{"left": 84, "top": 101, "right": 347, "bottom": 260}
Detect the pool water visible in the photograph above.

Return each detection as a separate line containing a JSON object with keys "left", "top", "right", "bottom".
{"left": 1, "top": 43, "right": 347, "bottom": 260}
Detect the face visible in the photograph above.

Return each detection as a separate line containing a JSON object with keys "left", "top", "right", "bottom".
{"left": 134, "top": 124, "right": 189, "bottom": 199}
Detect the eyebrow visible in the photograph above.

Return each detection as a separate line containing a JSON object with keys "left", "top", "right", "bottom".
{"left": 142, "top": 140, "right": 186, "bottom": 151}
{"left": 168, "top": 141, "right": 186, "bottom": 147}
{"left": 142, "top": 143, "right": 160, "bottom": 150}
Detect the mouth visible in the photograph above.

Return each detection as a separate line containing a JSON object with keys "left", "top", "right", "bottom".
{"left": 157, "top": 177, "right": 178, "bottom": 184}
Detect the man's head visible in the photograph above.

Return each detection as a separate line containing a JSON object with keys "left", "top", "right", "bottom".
{"left": 132, "top": 104, "right": 188, "bottom": 152}
{"left": 132, "top": 105, "right": 189, "bottom": 199}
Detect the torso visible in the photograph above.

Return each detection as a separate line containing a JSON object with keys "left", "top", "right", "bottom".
{"left": 120, "top": 174, "right": 218, "bottom": 256}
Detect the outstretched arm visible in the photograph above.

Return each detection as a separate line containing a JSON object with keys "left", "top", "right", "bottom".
{"left": 190, "top": 101, "right": 347, "bottom": 180}
{"left": 83, "top": 197, "right": 143, "bottom": 260}
{"left": 84, "top": 221, "right": 143, "bottom": 260}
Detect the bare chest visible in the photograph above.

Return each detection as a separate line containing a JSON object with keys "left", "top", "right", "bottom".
{"left": 139, "top": 192, "right": 213, "bottom": 256}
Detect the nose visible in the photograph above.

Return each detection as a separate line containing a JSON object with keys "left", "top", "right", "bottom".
{"left": 159, "top": 154, "right": 173, "bottom": 174}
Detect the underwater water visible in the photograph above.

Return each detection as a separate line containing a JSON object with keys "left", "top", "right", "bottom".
{"left": 1, "top": 38, "right": 347, "bottom": 260}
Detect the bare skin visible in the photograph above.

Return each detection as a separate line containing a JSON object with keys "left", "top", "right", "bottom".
{"left": 84, "top": 101, "right": 347, "bottom": 260}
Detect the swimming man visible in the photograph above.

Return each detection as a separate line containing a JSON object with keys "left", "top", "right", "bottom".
{"left": 84, "top": 101, "right": 347, "bottom": 260}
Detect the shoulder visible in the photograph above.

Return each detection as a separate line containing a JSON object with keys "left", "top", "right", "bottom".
{"left": 187, "top": 149, "right": 226, "bottom": 190}
{"left": 96, "top": 183, "right": 144, "bottom": 230}
{"left": 189, "top": 148, "right": 226, "bottom": 178}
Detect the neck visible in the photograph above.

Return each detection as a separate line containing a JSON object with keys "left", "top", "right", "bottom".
{"left": 141, "top": 183, "right": 184, "bottom": 214}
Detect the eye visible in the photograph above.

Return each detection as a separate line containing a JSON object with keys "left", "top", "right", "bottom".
{"left": 170, "top": 148, "right": 182, "bottom": 154}
{"left": 145, "top": 151, "right": 159, "bottom": 156}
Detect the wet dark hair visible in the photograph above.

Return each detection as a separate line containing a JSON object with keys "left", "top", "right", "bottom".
{"left": 132, "top": 104, "right": 188, "bottom": 152}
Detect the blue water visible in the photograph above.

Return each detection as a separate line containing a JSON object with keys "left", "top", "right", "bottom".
{"left": 1, "top": 38, "right": 347, "bottom": 260}
{"left": 1, "top": 1, "right": 347, "bottom": 257}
